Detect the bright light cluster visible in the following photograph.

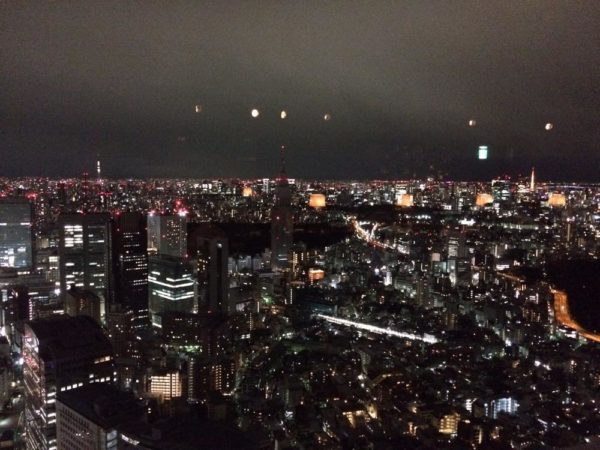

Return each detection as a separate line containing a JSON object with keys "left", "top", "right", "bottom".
{"left": 317, "top": 314, "right": 438, "bottom": 344}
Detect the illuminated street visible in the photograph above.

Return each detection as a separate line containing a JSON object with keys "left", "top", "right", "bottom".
{"left": 316, "top": 314, "right": 438, "bottom": 344}
{"left": 553, "top": 289, "right": 600, "bottom": 343}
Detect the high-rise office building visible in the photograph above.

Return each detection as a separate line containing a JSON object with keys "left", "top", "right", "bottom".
{"left": 147, "top": 214, "right": 187, "bottom": 258}
{"left": 270, "top": 147, "right": 293, "bottom": 272}
{"left": 23, "top": 315, "right": 114, "bottom": 450}
{"left": 148, "top": 255, "right": 196, "bottom": 327}
{"left": 188, "top": 357, "right": 237, "bottom": 400}
{"left": 491, "top": 179, "right": 512, "bottom": 202}
{"left": 489, "top": 397, "right": 519, "bottom": 419}
{"left": 0, "top": 198, "right": 33, "bottom": 270}
{"left": 58, "top": 213, "right": 112, "bottom": 318}
{"left": 149, "top": 369, "right": 183, "bottom": 401}
{"left": 64, "top": 287, "right": 102, "bottom": 324}
{"left": 190, "top": 225, "right": 230, "bottom": 314}
{"left": 447, "top": 232, "right": 467, "bottom": 259}
{"left": 56, "top": 383, "right": 143, "bottom": 450}
{"left": 114, "top": 212, "right": 148, "bottom": 328}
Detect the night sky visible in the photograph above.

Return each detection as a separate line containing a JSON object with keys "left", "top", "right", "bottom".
{"left": 1, "top": 2, "right": 599, "bottom": 180}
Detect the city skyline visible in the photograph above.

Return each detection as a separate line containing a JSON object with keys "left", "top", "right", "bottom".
{"left": 1, "top": 171, "right": 600, "bottom": 449}
{"left": 2, "top": 2, "right": 600, "bottom": 449}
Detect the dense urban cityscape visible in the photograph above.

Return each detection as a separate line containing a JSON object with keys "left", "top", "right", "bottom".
{"left": 0, "top": 168, "right": 598, "bottom": 449}
{"left": 3, "top": 2, "right": 600, "bottom": 449}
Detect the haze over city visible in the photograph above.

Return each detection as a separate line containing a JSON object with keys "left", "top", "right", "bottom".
{"left": 1, "top": 1, "right": 600, "bottom": 180}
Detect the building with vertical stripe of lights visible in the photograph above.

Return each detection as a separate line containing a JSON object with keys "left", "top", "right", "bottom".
{"left": 23, "top": 315, "right": 114, "bottom": 450}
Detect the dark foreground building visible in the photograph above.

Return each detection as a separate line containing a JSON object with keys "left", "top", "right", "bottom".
{"left": 23, "top": 315, "right": 114, "bottom": 450}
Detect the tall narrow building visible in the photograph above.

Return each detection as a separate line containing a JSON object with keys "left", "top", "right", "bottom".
{"left": 113, "top": 212, "right": 148, "bottom": 328}
{"left": 96, "top": 154, "right": 102, "bottom": 181}
{"left": 0, "top": 198, "right": 33, "bottom": 270}
{"left": 23, "top": 315, "right": 114, "bottom": 450}
{"left": 58, "top": 213, "right": 112, "bottom": 318}
{"left": 270, "top": 146, "right": 294, "bottom": 272}
{"left": 190, "top": 224, "right": 230, "bottom": 314}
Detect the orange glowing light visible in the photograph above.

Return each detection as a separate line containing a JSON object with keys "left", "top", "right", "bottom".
{"left": 396, "top": 194, "right": 414, "bottom": 208}
{"left": 476, "top": 193, "right": 494, "bottom": 206}
{"left": 308, "top": 268, "right": 325, "bottom": 284}
{"left": 309, "top": 193, "right": 326, "bottom": 209}
{"left": 242, "top": 186, "right": 253, "bottom": 197}
{"left": 548, "top": 193, "right": 566, "bottom": 207}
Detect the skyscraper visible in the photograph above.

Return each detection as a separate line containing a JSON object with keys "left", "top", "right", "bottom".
{"left": 447, "top": 232, "right": 467, "bottom": 259}
{"left": 114, "top": 212, "right": 148, "bottom": 328}
{"left": 148, "top": 255, "right": 196, "bottom": 327}
{"left": 270, "top": 146, "right": 293, "bottom": 272}
{"left": 147, "top": 214, "right": 187, "bottom": 258}
{"left": 58, "top": 213, "right": 112, "bottom": 318}
{"left": 56, "top": 383, "right": 143, "bottom": 450}
{"left": 0, "top": 198, "right": 33, "bottom": 270}
{"left": 23, "top": 315, "right": 114, "bottom": 450}
{"left": 190, "top": 224, "right": 230, "bottom": 314}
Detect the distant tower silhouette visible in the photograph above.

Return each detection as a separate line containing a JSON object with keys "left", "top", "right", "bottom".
{"left": 82, "top": 171, "right": 89, "bottom": 211}
{"left": 270, "top": 145, "right": 293, "bottom": 272}
{"left": 97, "top": 154, "right": 102, "bottom": 180}
{"left": 530, "top": 167, "right": 535, "bottom": 192}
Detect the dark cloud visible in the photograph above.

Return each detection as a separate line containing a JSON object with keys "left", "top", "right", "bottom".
{"left": 1, "top": 1, "right": 599, "bottom": 180}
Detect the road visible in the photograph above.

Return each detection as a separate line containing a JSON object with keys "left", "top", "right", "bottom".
{"left": 553, "top": 289, "right": 600, "bottom": 343}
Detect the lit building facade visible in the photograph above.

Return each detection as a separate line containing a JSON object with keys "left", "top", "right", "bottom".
{"left": 58, "top": 213, "right": 112, "bottom": 316}
{"left": 114, "top": 212, "right": 148, "bottom": 328}
{"left": 23, "top": 315, "right": 114, "bottom": 450}
{"left": 187, "top": 357, "right": 236, "bottom": 401}
{"left": 149, "top": 370, "right": 182, "bottom": 401}
{"left": 490, "top": 397, "right": 519, "bottom": 419}
{"left": 147, "top": 214, "right": 187, "bottom": 258}
{"left": 148, "top": 255, "right": 196, "bottom": 327}
{"left": 0, "top": 198, "right": 33, "bottom": 269}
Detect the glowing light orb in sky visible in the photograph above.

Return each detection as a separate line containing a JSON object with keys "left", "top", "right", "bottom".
{"left": 251, "top": 108, "right": 260, "bottom": 118}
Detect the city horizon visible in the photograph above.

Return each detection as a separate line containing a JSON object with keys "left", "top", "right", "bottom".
{"left": 2, "top": 2, "right": 600, "bottom": 449}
